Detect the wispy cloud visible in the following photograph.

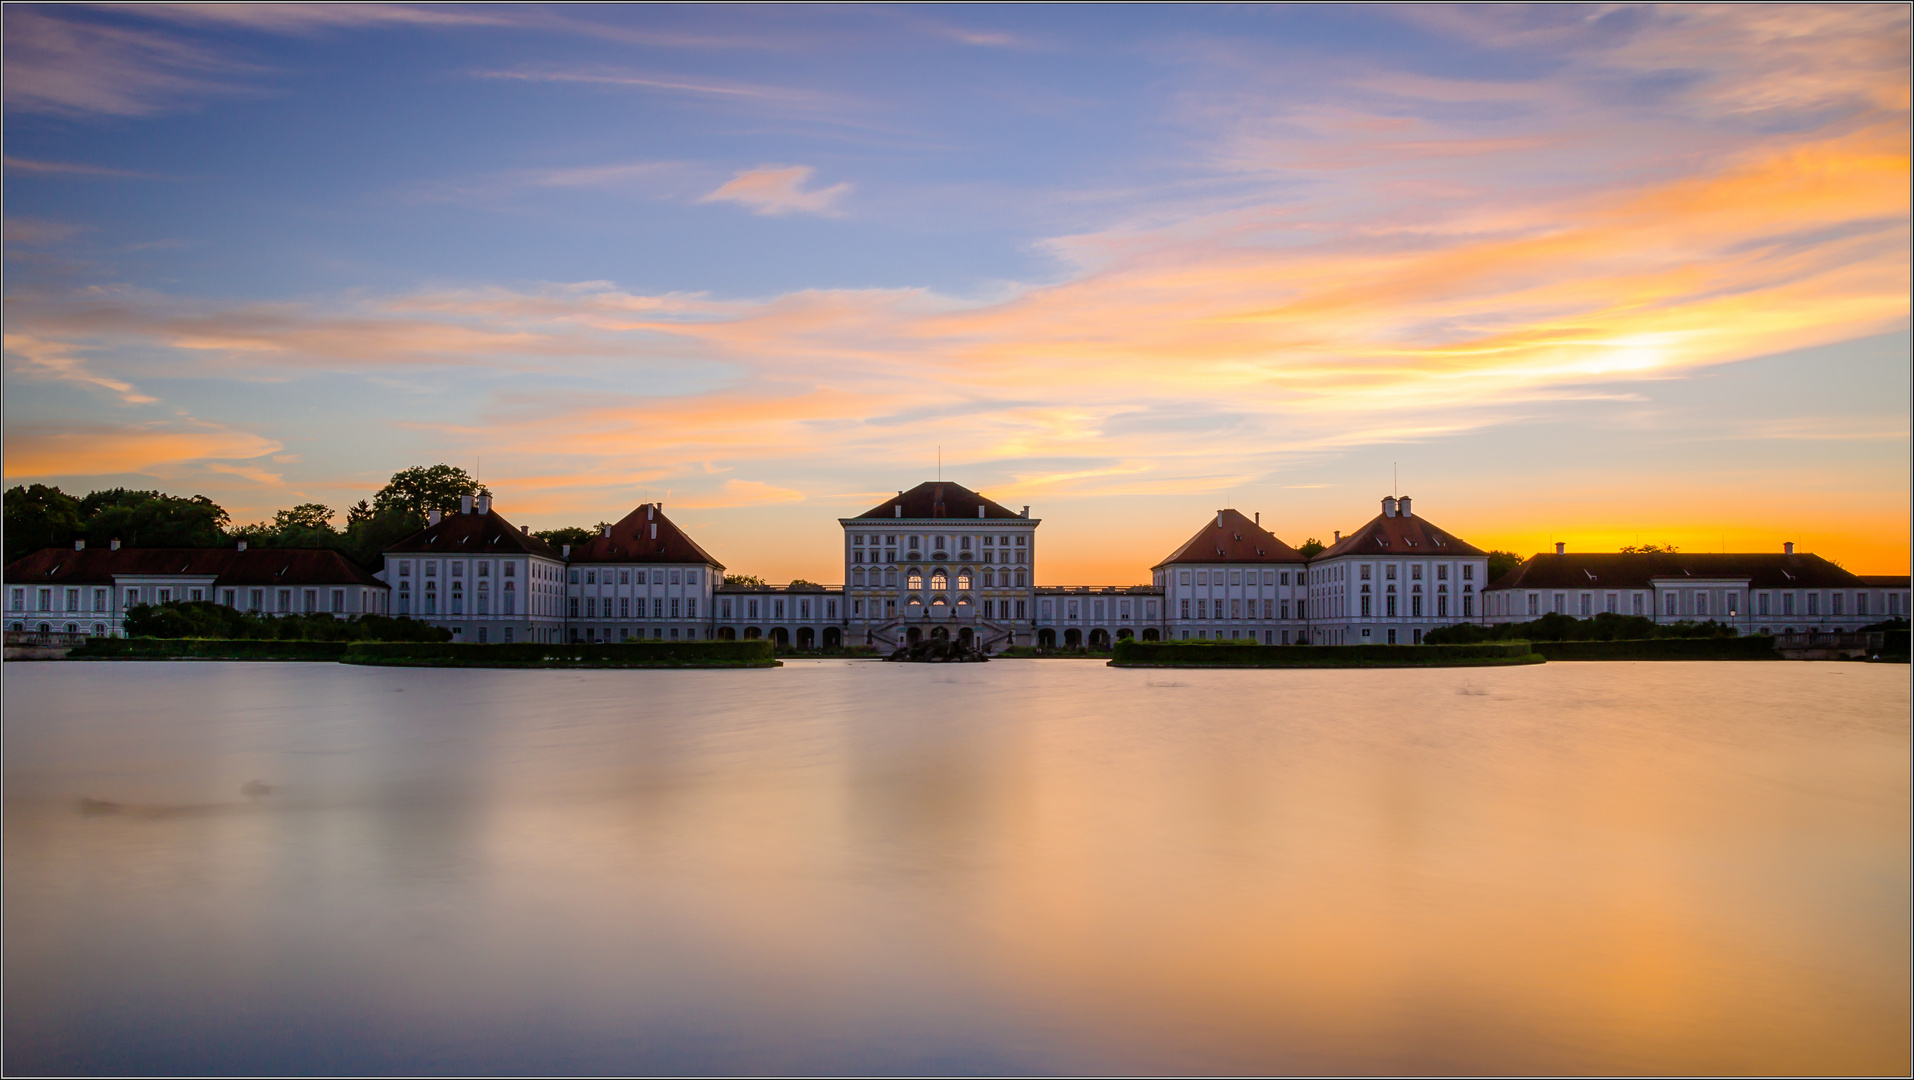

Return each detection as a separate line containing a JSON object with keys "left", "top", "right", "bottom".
{"left": 4, "top": 156, "right": 174, "bottom": 180}
{"left": 699, "top": 166, "right": 852, "bottom": 216}
{"left": 476, "top": 66, "right": 827, "bottom": 104}
{"left": 3, "top": 420, "right": 281, "bottom": 477}
{"left": 2, "top": 7, "right": 267, "bottom": 117}
{"left": 3, "top": 333, "right": 157, "bottom": 404}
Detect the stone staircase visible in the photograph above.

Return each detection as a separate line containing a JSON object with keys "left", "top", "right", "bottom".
{"left": 867, "top": 618, "right": 1017, "bottom": 653}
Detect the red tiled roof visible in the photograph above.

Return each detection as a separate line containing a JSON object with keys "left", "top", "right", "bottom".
{"left": 1152, "top": 508, "right": 1307, "bottom": 569}
{"left": 1317, "top": 506, "right": 1487, "bottom": 559}
{"left": 1485, "top": 552, "right": 1861, "bottom": 591}
{"left": 853, "top": 482, "right": 1024, "bottom": 520}
{"left": 384, "top": 507, "right": 561, "bottom": 558}
{"left": 4, "top": 546, "right": 386, "bottom": 588}
{"left": 565, "top": 503, "right": 724, "bottom": 568}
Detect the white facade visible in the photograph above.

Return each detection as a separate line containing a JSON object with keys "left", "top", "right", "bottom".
{"left": 1305, "top": 497, "right": 1490, "bottom": 646}
{"left": 840, "top": 485, "right": 1039, "bottom": 650}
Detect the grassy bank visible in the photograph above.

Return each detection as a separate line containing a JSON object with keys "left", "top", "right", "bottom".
{"left": 342, "top": 640, "right": 779, "bottom": 668}
{"left": 69, "top": 638, "right": 351, "bottom": 661}
{"left": 1533, "top": 637, "right": 1780, "bottom": 661}
{"left": 1110, "top": 640, "right": 1542, "bottom": 668}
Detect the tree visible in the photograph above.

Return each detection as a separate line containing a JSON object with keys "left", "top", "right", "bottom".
{"left": 372, "top": 465, "right": 478, "bottom": 518}
{"left": 345, "top": 499, "right": 374, "bottom": 526}
{"left": 1485, "top": 550, "right": 1523, "bottom": 582}
{"left": 533, "top": 526, "right": 595, "bottom": 547}
{"left": 4, "top": 484, "right": 83, "bottom": 563}
{"left": 79, "top": 489, "right": 229, "bottom": 549}
{"left": 1620, "top": 543, "right": 1679, "bottom": 554}
{"left": 724, "top": 574, "right": 767, "bottom": 587}
{"left": 1297, "top": 537, "right": 1326, "bottom": 558}
{"left": 274, "top": 503, "right": 336, "bottom": 531}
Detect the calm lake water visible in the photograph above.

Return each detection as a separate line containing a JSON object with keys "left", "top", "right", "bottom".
{"left": 5, "top": 660, "right": 1908, "bottom": 1075}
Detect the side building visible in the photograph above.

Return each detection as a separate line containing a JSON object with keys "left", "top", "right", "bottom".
{"left": 6, "top": 540, "right": 388, "bottom": 638}
{"left": 1149, "top": 508, "right": 1306, "bottom": 643}
{"left": 564, "top": 501, "right": 722, "bottom": 644}
{"left": 840, "top": 482, "right": 1037, "bottom": 652}
{"left": 1483, "top": 544, "right": 1910, "bottom": 635}
{"left": 1306, "top": 496, "right": 1490, "bottom": 645}
{"left": 379, "top": 493, "right": 567, "bottom": 643}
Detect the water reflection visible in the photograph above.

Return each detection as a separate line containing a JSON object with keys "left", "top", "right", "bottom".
{"left": 6, "top": 660, "right": 1908, "bottom": 1074}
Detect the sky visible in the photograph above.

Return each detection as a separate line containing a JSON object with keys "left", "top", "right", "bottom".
{"left": 4, "top": 3, "right": 1909, "bottom": 582}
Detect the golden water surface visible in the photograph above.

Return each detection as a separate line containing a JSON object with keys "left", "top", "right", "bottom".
{"left": 5, "top": 660, "right": 1907, "bottom": 1074}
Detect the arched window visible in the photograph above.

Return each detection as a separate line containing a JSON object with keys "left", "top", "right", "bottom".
{"left": 930, "top": 570, "right": 948, "bottom": 592}
{"left": 956, "top": 571, "right": 971, "bottom": 590}
{"left": 908, "top": 570, "right": 923, "bottom": 590}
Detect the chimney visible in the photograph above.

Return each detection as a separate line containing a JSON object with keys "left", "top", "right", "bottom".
{"left": 1334, "top": 530, "right": 1341, "bottom": 542}
{"left": 602, "top": 524, "right": 611, "bottom": 538}
{"left": 977, "top": 505, "right": 985, "bottom": 518}
{"left": 428, "top": 509, "right": 442, "bottom": 526}
{"left": 562, "top": 544, "right": 571, "bottom": 558}
{"left": 1784, "top": 541, "right": 1795, "bottom": 555}
{"left": 1555, "top": 542, "right": 1566, "bottom": 556}
{"left": 1382, "top": 496, "right": 1398, "bottom": 518}
{"left": 460, "top": 494, "right": 473, "bottom": 515}
{"left": 1398, "top": 495, "right": 1412, "bottom": 518}
{"left": 110, "top": 539, "right": 121, "bottom": 551}
{"left": 1021, "top": 506, "right": 1029, "bottom": 518}
{"left": 1254, "top": 512, "right": 1260, "bottom": 525}
{"left": 237, "top": 540, "right": 247, "bottom": 552}
{"left": 521, "top": 525, "right": 529, "bottom": 534}
{"left": 73, "top": 539, "right": 85, "bottom": 551}
{"left": 1216, "top": 511, "right": 1224, "bottom": 528}
{"left": 647, "top": 504, "right": 655, "bottom": 521}
{"left": 475, "top": 493, "right": 491, "bottom": 514}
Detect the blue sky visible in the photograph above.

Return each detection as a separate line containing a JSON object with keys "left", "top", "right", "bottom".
{"left": 5, "top": 4, "right": 1908, "bottom": 578}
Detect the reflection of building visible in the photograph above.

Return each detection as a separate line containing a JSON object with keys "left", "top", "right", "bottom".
{"left": 838, "top": 482, "right": 1037, "bottom": 652}
{"left": 1307, "top": 496, "right": 1491, "bottom": 646}
{"left": 1483, "top": 545, "right": 1912, "bottom": 635}
{"left": 6, "top": 541, "right": 387, "bottom": 638}
{"left": 380, "top": 493, "right": 568, "bottom": 643}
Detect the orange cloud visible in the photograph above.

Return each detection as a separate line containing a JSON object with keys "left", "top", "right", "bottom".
{"left": 4, "top": 422, "right": 281, "bottom": 477}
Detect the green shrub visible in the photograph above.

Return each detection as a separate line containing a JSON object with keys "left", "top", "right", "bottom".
{"left": 1425, "top": 612, "right": 1739, "bottom": 644}
{"left": 121, "top": 601, "right": 448, "bottom": 642}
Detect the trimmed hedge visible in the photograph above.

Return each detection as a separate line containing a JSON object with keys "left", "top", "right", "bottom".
{"left": 69, "top": 637, "right": 351, "bottom": 661}
{"left": 1533, "top": 637, "right": 1779, "bottom": 661}
{"left": 343, "top": 640, "right": 778, "bottom": 667}
{"left": 1110, "top": 639, "right": 1540, "bottom": 668}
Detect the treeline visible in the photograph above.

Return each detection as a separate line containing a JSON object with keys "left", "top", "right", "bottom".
{"left": 1424, "top": 611, "right": 1739, "bottom": 644}
{"left": 124, "top": 602, "right": 452, "bottom": 642}
{"left": 5, "top": 464, "right": 614, "bottom": 569}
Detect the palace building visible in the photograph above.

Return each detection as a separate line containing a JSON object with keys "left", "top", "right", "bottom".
{"left": 1483, "top": 544, "right": 1911, "bottom": 636}
{"left": 10, "top": 478, "right": 1907, "bottom": 646}
{"left": 6, "top": 540, "right": 387, "bottom": 638}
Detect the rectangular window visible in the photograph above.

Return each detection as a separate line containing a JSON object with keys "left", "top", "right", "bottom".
{"left": 1463, "top": 565, "right": 1474, "bottom": 581}
{"left": 1360, "top": 565, "right": 1371, "bottom": 580}
{"left": 504, "top": 562, "right": 515, "bottom": 577}
{"left": 671, "top": 598, "right": 682, "bottom": 618}
{"left": 1605, "top": 594, "right": 1616, "bottom": 614}
{"left": 620, "top": 570, "right": 630, "bottom": 585}
{"left": 66, "top": 588, "right": 80, "bottom": 612}
{"left": 332, "top": 590, "right": 345, "bottom": 613}
{"left": 1437, "top": 596, "right": 1448, "bottom": 618}
{"left": 1229, "top": 571, "right": 1241, "bottom": 586}
{"left": 8, "top": 588, "right": 21, "bottom": 610}
{"left": 1807, "top": 593, "right": 1819, "bottom": 615}
{"left": 1281, "top": 601, "right": 1290, "bottom": 619}
{"left": 1856, "top": 593, "right": 1867, "bottom": 616}
{"left": 1437, "top": 565, "right": 1448, "bottom": 581}
{"left": 1728, "top": 593, "right": 1739, "bottom": 616}
{"left": 1632, "top": 593, "right": 1643, "bottom": 616}
{"left": 654, "top": 599, "right": 664, "bottom": 618}
{"left": 1579, "top": 594, "right": 1590, "bottom": 617}
{"left": 1758, "top": 593, "right": 1770, "bottom": 616}
{"left": 570, "top": 598, "right": 579, "bottom": 617}
{"left": 585, "top": 598, "right": 596, "bottom": 618}
{"left": 100, "top": 589, "right": 112, "bottom": 611}
{"left": 1783, "top": 593, "right": 1795, "bottom": 616}
{"left": 1411, "top": 596, "right": 1422, "bottom": 617}
{"left": 671, "top": 571, "right": 682, "bottom": 585}
{"left": 1181, "top": 599, "right": 1190, "bottom": 618}
{"left": 400, "top": 561, "right": 411, "bottom": 577}
{"left": 1280, "top": 572, "right": 1289, "bottom": 585}
{"left": 1527, "top": 594, "right": 1538, "bottom": 616}
{"left": 1461, "top": 594, "right": 1472, "bottom": 617}
{"left": 1696, "top": 592, "right": 1708, "bottom": 616}
{"left": 687, "top": 599, "right": 696, "bottom": 618}
{"left": 1411, "top": 564, "right": 1422, "bottom": 580}
{"left": 1666, "top": 592, "right": 1679, "bottom": 616}
{"left": 426, "top": 562, "right": 436, "bottom": 577}
{"left": 586, "top": 570, "right": 596, "bottom": 585}
{"left": 621, "top": 597, "right": 630, "bottom": 618}
{"left": 249, "top": 589, "right": 262, "bottom": 611}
